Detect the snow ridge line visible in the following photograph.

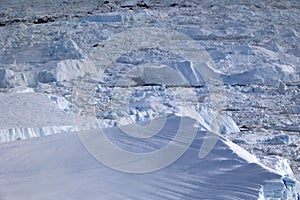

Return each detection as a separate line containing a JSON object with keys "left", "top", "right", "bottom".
{"left": 0, "top": 125, "right": 76, "bottom": 143}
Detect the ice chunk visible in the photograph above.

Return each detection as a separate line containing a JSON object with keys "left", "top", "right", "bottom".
{"left": 0, "top": 68, "right": 14, "bottom": 88}
{"left": 278, "top": 80, "right": 286, "bottom": 94}
{"left": 56, "top": 59, "right": 100, "bottom": 82}
{"left": 262, "top": 134, "right": 291, "bottom": 145}
{"left": 221, "top": 66, "right": 299, "bottom": 85}
{"left": 37, "top": 70, "right": 56, "bottom": 83}
{"left": 259, "top": 155, "right": 300, "bottom": 200}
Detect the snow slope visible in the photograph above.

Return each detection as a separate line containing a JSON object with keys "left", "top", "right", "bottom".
{"left": 0, "top": 116, "right": 298, "bottom": 200}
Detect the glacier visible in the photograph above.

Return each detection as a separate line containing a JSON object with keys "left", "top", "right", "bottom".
{"left": 0, "top": 0, "right": 299, "bottom": 199}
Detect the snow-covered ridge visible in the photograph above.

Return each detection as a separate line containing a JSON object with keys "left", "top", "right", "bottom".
{"left": 0, "top": 116, "right": 298, "bottom": 200}
{"left": 3, "top": 91, "right": 297, "bottom": 199}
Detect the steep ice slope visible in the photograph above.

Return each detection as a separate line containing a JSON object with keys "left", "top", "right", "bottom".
{"left": 0, "top": 116, "right": 298, "bottom": 200}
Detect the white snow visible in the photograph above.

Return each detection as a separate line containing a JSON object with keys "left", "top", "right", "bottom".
{"left": 0, "top": 116, "right": 298, "bottom": 200}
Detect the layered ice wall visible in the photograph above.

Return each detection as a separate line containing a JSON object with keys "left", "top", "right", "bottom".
{"left": 0, "top": 93, "right": 76, "bottom": 142}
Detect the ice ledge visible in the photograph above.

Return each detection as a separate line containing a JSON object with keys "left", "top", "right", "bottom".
{"left": 259, "top": 155, "right": 300, "bottom": 200}
{"left": 0, "top": 125, "right": 76, "bottom": 143}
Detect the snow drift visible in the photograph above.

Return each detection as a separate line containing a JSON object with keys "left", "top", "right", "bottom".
{"left": 0, "top": 116, "right": 298, "bottom": 200}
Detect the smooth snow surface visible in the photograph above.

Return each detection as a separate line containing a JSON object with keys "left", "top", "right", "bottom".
{"left": 0, "top": 116, "right": 298, "bottom": 200}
